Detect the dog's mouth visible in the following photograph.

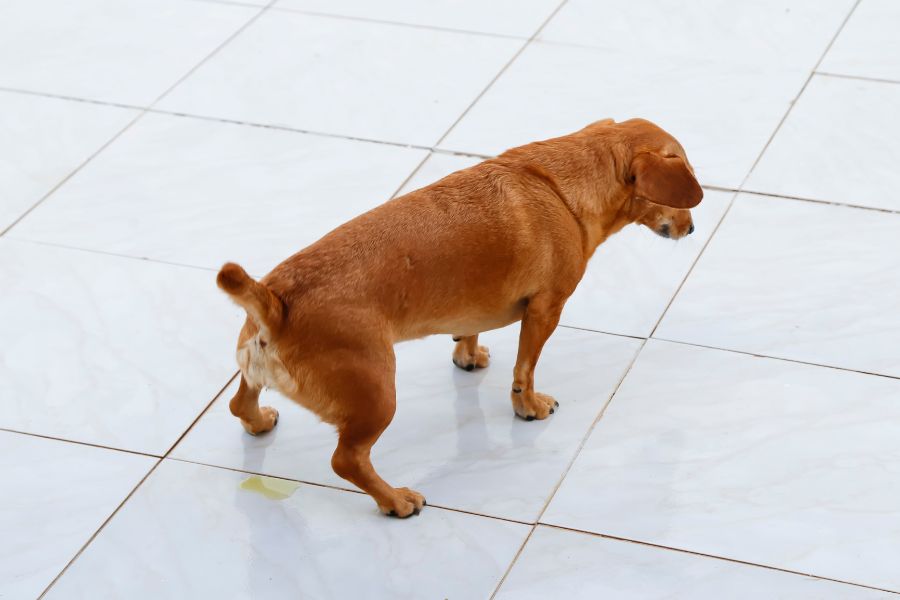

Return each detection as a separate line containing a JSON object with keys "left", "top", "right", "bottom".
{"left": 655, "top": 223, "right": 671, "bottom": 238}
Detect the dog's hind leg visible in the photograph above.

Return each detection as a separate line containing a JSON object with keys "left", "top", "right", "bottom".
{"left": 229, "top": 375, "right": 279, "bottom": 435}
{"left": 451, "top": 335, "right": 490, "bottom": 371}
{"left": 327, "top": 358, "right": 426, "bottom": 518}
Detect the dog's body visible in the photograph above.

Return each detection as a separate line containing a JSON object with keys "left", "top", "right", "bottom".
{"left": 218, "top": 118, "right": 703, "bottom": 517}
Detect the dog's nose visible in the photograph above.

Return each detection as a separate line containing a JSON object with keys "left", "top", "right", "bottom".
{"left": 688, "top": 223, "right": 695, "bottom": 235}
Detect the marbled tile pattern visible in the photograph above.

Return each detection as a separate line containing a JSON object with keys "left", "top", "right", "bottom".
{"left": 44, "top": 460, "right": 529, "bottom": 600}
{"left": 0, "top": 91, "right": 136, "bottom": 232}
{"left": 656, "top": 194, "right": 900, "bottom": 377}
{"left": 0, "top": 0, "right": 258, "bottom": 105}
{"left": 3, "top": 0, "right": 900, "bottom": 597}
{"left": 0, "top": 239, "right": 242, "bottom": 454}
{"left": 745, "top": 75, "right": 900, "bottom": 211}
{"left": 9, "top": 113, "right": 427, "bottom": 274}
{"left": 157, "top": 11, "right": 523, "bottom": 146}
{"left": 543, "top": 340, "right": 900, "bottom": 591}
{"left": 0, "top": 432, "right": 155, "bottom": 599}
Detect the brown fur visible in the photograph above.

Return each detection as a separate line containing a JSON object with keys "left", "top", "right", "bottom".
{"left": 218, "top": 118, "right": 702, "bottom": 517}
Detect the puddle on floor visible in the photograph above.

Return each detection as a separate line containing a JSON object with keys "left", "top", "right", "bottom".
{"left": 239, "top": 475, "right": 301, "bottom": 500}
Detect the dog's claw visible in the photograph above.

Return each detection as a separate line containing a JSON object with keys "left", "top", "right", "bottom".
{"left": 554, "top": 401, "right": 559, "bottom": 408}
{"left": 549, "top": 408, "right": 554, "bottom": 414}
{"left": 465, "top": 364, "right": 475, "bottom": 371}
{"left": 526, "top": 415, "right": 535, "bottom": 421}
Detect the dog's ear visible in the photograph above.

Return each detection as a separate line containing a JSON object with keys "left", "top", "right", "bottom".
{"left": 631, "top": 153, "right": 703, "bottom": 208}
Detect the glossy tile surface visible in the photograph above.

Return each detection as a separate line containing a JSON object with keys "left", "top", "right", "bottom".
{"left": 656, "top": 194, "right": 900, "bottom": 377}
{"left": 46, "top": 460, "right": 528, "bottom": 599}
{"left": 10, "top": 113, "right": 427, "bottom": 274}
{"left": 0, "top": 0, "right": 257, "bottom": 105}
{"left": 0, "top": 432, "right": 154, "bottom": 599}
{"left": 540, "top": 0, "right": 851, "bottom": 68}
{"left": 820, "top": 0, "right": 900, "bottom": 81}
{"left": 746, "top": 75, "right": 900, "bottom": 211}
{"left": 173, "top": 326, "right": 641, "bottom": 522}
{"left": 275, "top": 0, "right": 561, "bottom": 37}
{"left": 497, "top": 527, "right": 889, "bottom": 599}
{"left": 0, "top": 92, "right": 136, "bottom": 232}
{"left": 440, "top": 41, "right": 808, "bottom": 187}
{"left": 158, "top": 11, "right": 522, "bottom": 146}
{"left": 0, "top": 240, "right": 241, "bottom": 454}
{"left": 544, "top": 340, "right": 900, "bottom": 591}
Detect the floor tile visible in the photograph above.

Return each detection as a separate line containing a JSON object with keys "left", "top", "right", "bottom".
{"left": 275, "top": 0, "right": 561, "bottom": 37}
{"left": 0, "top": 0, "right": 257, "bottom": 105}
{"left": 819, "top": 0, "right": 900, "bottom": 81}
{"left": 540, "top": 0, "right": 852, "bottom": 69}
{"left": 0, "top": 432, "right": 155, "bottom": 599}
{"left": 158, "top": 11, "right": 522, "bottom": 146}
{"left": 543, "top": 340, "right": 900, "bottom": 591}
{"left": 0, "top": 92, "right": 136, "bottom": 232}
{"left": 656, "top": 194, "right": 900, "bottom": 376}
{"left": 439, "top": 41, "right": 808, "bottom": 188}
{"left": 745, "top": 75, "right": 900, "bottom": 211}
{"left": 9, "top": 113, "right": 426, "bottom": 275}
{"left": 173, "top": 325, "right": 641, "bottom": 522}
{"left": 45, "top": 459, "right": 528, "bottom": 599}
{"left": 497, "top": 526, "right": 889, "bottom": 599}
{"left": 0, "top": 239, "right": 242, "bottom": 454}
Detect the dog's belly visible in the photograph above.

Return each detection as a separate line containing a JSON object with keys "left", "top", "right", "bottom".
{"left": 399, "top": 301, "right": 527, "bottom": 341}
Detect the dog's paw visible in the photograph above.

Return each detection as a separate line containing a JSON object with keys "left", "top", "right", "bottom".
{"left": 240, "top": 406, "right": 279, "bottom": 436}
{"left": 511, "top": 390, "right": 558, "bottom": 421}
{"left": 452, "top": 344, "right": 490, "bottom": 371}
{"left": 380, "top": 487, "right": 427, "bottom": 518}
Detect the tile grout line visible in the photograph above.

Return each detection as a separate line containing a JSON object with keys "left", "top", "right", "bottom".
{"left": 538, "top": 524, "right": 900, "bottom": 596}
{"left": 645, "top": 0, "right": 864, "bottom": 341}
{"left": 815, "top": 70, "right": 900, "bottom": 87}
{"left": 33, "top": 3, "right": 281, "bottom": 593}
{"left": 36, "top": 457, "right": 164, "bottom": 599}
{"left": 0, "top": 1, "right": 273, "bottom": 241}
{"left": 36, "top": 372, "right": 240, "bottom": 599}
{"left": 489, "top": 337, "right": 649, "bottom": 599}
{"left": 0, "top": 428, "right": 162, "bottom": 460}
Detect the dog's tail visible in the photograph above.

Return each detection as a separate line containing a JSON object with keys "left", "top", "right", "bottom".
{"left": 216, "top": 262, "right": 283, "bottom": 333}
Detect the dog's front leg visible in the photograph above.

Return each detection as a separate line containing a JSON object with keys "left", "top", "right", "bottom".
{"left": 510, "top": 295, "right": 564, "bottom": 420}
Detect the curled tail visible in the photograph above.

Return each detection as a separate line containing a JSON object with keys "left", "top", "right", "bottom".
{"left": 217, "top": 262, "right": 283, "bottom": 333}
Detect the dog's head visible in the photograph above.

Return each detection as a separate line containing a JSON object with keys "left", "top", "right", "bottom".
{"left": 613, "top": 119, "right": 703, "bottom": 240}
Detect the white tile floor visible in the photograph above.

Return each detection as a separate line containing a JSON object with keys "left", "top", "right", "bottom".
{"left": 2, "top": 1, "right": 899, "bottom": 598}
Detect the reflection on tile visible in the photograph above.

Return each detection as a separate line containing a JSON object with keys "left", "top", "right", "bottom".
{"left": 498, "top": 526, "right": 887, "bottom": 599}
{"left": 440, "top": 41, "right": 808, "bottom": 187}
{"left": 562, "top": 190, "right": 731, "bottom": 337}
{"left": 543, "top": 340, "right": 900, "bottom": 591}
{"left": 745, "top": 76, "right": 900, "bottom": 211}
{"left": 0, "top": 92, "right": 136, "bottom": 232}
{"left": 45, "top": 460, "right": 528, "bottom": 599}
{"left": 0, "top": 240, "right": 242, "bottom": 454}
{"left": 275, "top": 0, "right": 560, "bottom": 37}
{"left": 173, "top": 326, "right": 640, "bottom": 522}
{"left": 158, "top": 11, "right": 522, "bottom": 146}
{"left": 0, "top": 0, "right": 256, "bottom": 105}
{"left": 656, "top": 194, "right": 900, "bottom": 376}
{"left": 820, "top": 0, "right": 900, "bottom": 81}
{"left": 10, "top": 113, "right": 426, "bottom": 274}
{"left": 541, "top": 0, "right": 852, "bottom": 69}
{"left": 0, "top": 432, "right": 154, "bottom": 599}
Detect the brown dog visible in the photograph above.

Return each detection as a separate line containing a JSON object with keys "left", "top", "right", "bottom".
{"left": 217, "top": 118, "right": 702, "bottom": 517}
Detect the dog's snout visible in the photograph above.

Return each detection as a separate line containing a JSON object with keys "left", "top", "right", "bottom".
{"left": 688, "top": 223, "right": 695, "bottom": 235}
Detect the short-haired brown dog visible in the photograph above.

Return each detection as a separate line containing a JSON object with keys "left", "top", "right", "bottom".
{"left": 217, "top": 118, "right": 702, "bottom": 517}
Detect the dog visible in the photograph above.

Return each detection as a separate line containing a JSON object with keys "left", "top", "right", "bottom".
{"left": 217, "top": 118, "right": 702, "bottom": 517}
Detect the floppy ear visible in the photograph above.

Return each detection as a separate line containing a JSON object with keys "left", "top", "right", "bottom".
{"left": 631, "top": 153, "right": 703, "bottom": 208}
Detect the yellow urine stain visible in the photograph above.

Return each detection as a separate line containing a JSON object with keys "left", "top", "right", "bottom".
{"left": 240, "top": 475, "right": 300, "bottom": 500}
